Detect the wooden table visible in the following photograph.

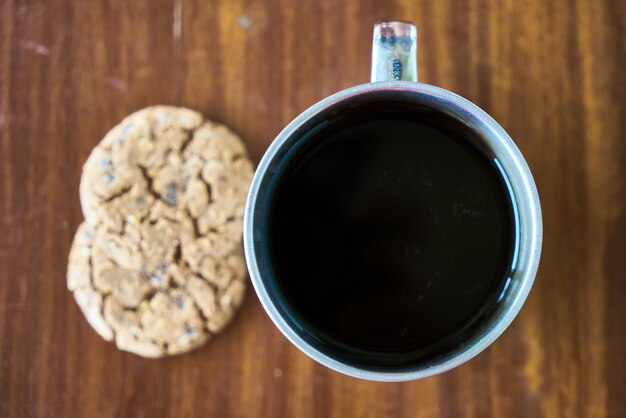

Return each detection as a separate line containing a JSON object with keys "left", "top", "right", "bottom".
{"left": 2, "top": 0, "right": 625, "bottom": 416}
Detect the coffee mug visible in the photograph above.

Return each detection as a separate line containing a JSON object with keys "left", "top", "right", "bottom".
{"left": 244, "top": 21, "right": 542, "bottom": 381}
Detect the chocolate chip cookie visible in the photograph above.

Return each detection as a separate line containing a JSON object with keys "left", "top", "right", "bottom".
{"left": 69, "top": 106, "right": 253, "bottom": 357}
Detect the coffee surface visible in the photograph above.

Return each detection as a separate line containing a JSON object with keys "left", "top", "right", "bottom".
{"left": 267, "top": 103, "right": 515, "bottom": 367}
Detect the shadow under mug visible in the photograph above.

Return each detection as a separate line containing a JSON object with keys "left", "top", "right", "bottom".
{"left": 244, "top": 21, "right": 542, "bottom": 381}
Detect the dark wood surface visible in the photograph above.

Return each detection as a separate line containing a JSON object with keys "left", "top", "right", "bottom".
{"left": 2, "top": 0, "right": 626, "bottom": 416}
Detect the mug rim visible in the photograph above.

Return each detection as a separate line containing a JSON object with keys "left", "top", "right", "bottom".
{"left": 243, "top": 81, "right": 543, "bottom": 381}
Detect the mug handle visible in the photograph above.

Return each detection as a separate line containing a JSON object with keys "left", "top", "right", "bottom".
{"left": 371, "top": 21, "right": 418, "bottom": 82}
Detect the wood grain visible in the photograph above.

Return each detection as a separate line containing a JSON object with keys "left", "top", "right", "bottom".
{"left": 1, "top": 0, "right": 626, "bottom": 416}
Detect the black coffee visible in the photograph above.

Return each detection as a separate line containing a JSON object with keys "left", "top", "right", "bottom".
{"left": 266, "top": 102, "right": 516, "bottom": 368}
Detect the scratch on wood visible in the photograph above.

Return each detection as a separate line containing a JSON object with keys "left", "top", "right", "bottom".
{"left": 19, "top": 40, "right": 51, "bottom": 56}
{"left": 106, "top": 77, "right": 127, "bottom": 92}
{"left": 173, "top": 0, "right": 182, "bottom": 43}
{"left": 237, "top": 14, "right": 251, "bottom": 30}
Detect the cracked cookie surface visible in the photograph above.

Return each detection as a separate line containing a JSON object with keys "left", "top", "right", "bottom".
{"left": 80, "top": 106, "right": 252, "bottom": 235}
{"left": 70, "top": 106, "right": 253, "bottom": 357}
